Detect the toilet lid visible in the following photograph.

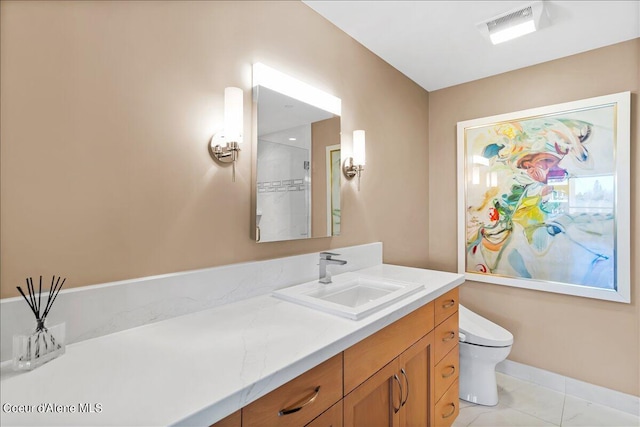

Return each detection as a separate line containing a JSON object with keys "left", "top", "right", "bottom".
{"left": 459, "top": 304, "right": 513, "bottom": 347}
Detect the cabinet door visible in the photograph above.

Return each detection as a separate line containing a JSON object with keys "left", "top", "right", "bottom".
{"left": 344, "top": 360, "right": 400, "bottom": 427}
{"left": 398, "top": 332, "right": 434, "bottom": 427}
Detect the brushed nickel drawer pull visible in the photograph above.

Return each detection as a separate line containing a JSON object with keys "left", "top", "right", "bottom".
{"left": 442, "top": 299, "right": 455, "bottom": 309}
{"left": 442, "top": 402, "right": 456, "bottom": 419}
{"left": 392, "top": 374, "right": 403, "bottom": 414}
{"left": 441, "top": 365, "right": 456, "bottom": 378}
{"left": 278, "top": 386, "right": 321, "bottom": 416}
{"left": 400, "top": 368, "right": 409, "bottom": 407}
{"left": 442, "top": 331, "right": 456, "bottom": 342}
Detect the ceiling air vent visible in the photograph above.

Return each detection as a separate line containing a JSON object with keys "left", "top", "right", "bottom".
{"left": 477, "top": 1, "right": 545, "bottom": 45}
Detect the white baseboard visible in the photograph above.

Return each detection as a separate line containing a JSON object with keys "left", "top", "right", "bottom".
{"left": 497, "top": 359, "right": 639, "bottom": 417}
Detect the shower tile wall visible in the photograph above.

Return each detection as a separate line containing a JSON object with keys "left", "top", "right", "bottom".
{"left": 257, "top": 132, "right": 311, "bottom": 242}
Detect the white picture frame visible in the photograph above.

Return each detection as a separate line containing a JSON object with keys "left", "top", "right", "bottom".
{"left": 457, "top": 92, "right": 630, "bottom": 303}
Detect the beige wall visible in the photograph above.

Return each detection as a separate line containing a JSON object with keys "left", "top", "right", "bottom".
{"left": 0, "top": 1, "right": 430, "bottom": 299}
{"left": 428, "top": 39, "right": 639, "bottom": 396}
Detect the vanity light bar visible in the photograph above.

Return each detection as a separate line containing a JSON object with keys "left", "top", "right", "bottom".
{"left": 253, "top": 63, "right": 341, "bottom": 116}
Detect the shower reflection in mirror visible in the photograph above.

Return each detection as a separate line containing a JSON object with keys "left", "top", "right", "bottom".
{"left": 253, "top": 63, "right": 341, "bottom": 243}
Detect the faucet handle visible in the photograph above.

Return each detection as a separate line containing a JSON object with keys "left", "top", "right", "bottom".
{"left": 320, "top": 252, "right": 340, "bottom": 259}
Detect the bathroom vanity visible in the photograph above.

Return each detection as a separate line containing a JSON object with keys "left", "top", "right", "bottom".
{"left": 0, "top": 263, "right": 463, "bottom": 426}
{"left": 216, "top": 286, "right": 460, "bottom": 427}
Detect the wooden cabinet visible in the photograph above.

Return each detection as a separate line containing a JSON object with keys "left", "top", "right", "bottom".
{"left": 343, "top": 303, "right": 434, "bottom": 394}
{"left": 398, "top": 333, "right": 434, "bottom": 427}
{"left": 343, "top": 332, "right": 434, "bottom": 427}
{"left": 344, "top": 360, "right": 399, "bottom": 427}
{"left": 344, "top": 304, "right": 434, "bottom": 427}
{"left": 432, "top": 288, "right": 459, "bottom": 427}
{"left": 220, "top": 286, "right": 461, "bottom": 427}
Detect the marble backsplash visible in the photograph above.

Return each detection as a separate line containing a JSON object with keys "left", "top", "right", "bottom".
{"left": 0, "top": 242, "right": 382, "bottom": 363}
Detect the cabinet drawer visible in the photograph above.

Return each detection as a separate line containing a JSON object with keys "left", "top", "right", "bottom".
{"left": 434, "top": 313, "right": 458, "bottom": 363}
{"left": 435, "top": 344, "right": 459, "bottom": 403}
{"left": 434, "top": 381, "right": 459, "bottom": 427}
{"left": 344, "top": 302, "right": 434, "bottom": 394}
{"left": 243, "top": 354, "right": 343, "bottom": 427}
{"left": 434, "top": 288, "right": 458, "bottom": 326}
{"left": 305, "top": 400, "right": 342, "bottom": 427}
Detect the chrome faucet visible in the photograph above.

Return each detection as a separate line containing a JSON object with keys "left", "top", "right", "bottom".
{"left": 319, "top": 252, "right": 347, "bottom": 284}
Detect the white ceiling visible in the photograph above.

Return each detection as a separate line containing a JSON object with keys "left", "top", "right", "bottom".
{"left": 303, "top": 1, "right": 640, "bottom": 91}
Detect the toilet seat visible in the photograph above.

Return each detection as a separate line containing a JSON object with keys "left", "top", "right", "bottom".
{"left": 459, "top": 304, "right": 513, "bottom": 347}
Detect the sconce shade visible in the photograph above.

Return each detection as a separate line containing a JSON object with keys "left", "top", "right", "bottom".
{"left": 353, "top": 130, "right": 366, "bottom": 166}
{"left": 210, "top": 87, "right": 244, "bottom": 182}
{"left": 224, "top": 87, "right": 243, "bottom": 144}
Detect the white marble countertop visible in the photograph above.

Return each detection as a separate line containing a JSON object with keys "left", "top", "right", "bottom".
{"left": 0, "top": 264, "right": 463, "bottom": 426}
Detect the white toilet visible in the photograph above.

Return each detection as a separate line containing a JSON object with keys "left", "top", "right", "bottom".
{"left": 458, "top": 304, "right": 513, "bottom": 406}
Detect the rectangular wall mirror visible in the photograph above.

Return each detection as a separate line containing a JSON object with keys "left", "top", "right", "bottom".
{"left": 252, "top": 63, "right": 342, "bottom": 243}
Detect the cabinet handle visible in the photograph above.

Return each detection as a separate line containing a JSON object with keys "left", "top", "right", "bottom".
{"left": 277, "top": 386, "right": 321, "bottom": 416}
{"left": 442, "top": 331, "right": 456, "bottom": 342}
{"left": 441, "top": 365, "right": 456, "bottom": 378}
{"left": 442, "top": 299, "right": 455, "bottom": 309}
{"left": 392, "top": 374, "right": 403, "bottom": 414}
{"left": 442, "top": 402, "right": 456, "bottom": 419}
{"left": 400, "top": 368, "right": 409, "bottom": 407}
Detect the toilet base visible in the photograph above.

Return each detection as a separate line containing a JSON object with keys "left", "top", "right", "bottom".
{"left": 459, "top": 362, "right": 499, "bottom": 406}
{"left": 458, "top": 342, "right": 511, "bottom": 406}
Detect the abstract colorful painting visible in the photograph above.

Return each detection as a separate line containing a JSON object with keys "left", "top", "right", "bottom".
{"left": 457, "top": 92, "right": 630, "bottom": 303}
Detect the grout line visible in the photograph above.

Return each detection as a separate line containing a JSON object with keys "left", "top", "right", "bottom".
{"left": 506, "top": 405, "right": 563, "bottom": 426}
{"left": 559, "top": 391, "right": 567, "bottom": 426}
{"left": 463, "top": 402, "right": 490, "bottom": 427}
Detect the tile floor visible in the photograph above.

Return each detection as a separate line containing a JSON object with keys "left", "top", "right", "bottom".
{"left": 453, "top": 373, "right": 640, "bottom": 427}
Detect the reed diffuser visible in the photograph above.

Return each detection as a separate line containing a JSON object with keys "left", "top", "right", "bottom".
{"left": 13, "top": 275, "right": 66, "bottom": 370}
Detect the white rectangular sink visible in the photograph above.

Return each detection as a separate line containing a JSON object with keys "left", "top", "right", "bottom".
{"left": 272, "top": 272, "right": 424, "bottom": 320}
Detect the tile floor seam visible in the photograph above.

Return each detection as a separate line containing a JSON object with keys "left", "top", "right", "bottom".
{"left": 459, "top": 401, "right": 497, "bottom": 427}
{"left": 559, "top": 390, "right": 567, "bottom": 426}
{"left": 507, "top": 403, "right": 563, "bottom": 426}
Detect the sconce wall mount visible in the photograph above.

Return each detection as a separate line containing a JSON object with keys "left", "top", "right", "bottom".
{"left": 342, "top": 158, "right": 363, "bottom": 179}
{"left": 343, "top": 130, "right": 366, "bottom": 190}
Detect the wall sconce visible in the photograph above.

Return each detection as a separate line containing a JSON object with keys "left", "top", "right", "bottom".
{"left": 343, "top": 130, "right": 366, "bottom": 190}
{"left": 210, "top": 87, "right": 243, "bottom": 182}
